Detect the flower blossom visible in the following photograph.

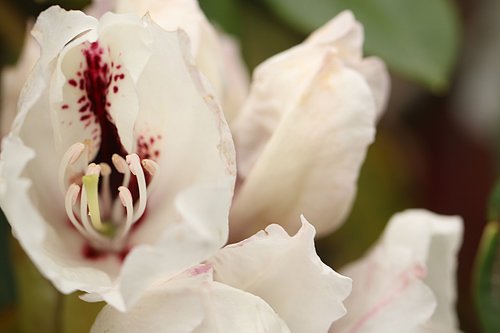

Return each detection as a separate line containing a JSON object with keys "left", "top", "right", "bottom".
{"left": 229, "top": 10, "right": 390, "bottom": 239}
{"left": 91, "top": 218, "right": 352, "bottom": 333}
{"left": 331, "top": 209, "right": 463, "bottom": 333}
{"left": 0, "top": 6, "right": 235, "bottom": 311}
{"left": 2, "top": 0, "right": 390, "bottom": 241}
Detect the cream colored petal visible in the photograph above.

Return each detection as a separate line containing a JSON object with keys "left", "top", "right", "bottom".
{"left": 114, "top": 0, "right": 225, "bottom": 99}
{"left": 351, "top": 57, "right": 390, "bottom": 119}
{"left": 210, "top": 217, "right": 351, "bottom": 333}
{"left": 91, "top": 268, "right": 290, "bottom": 333}
{"left": 332, "top": 209, "right": 463, "bottom": 333}
{"left": 231, "top": 54, "right": 376, "bottom": 238}
{"left": 305, "top": 10, "right": 363, "bottom": 60}
{"left": 218, "top": 32, "right": 250, "bottom": 125}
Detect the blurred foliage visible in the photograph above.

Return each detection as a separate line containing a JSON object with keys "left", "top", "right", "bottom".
{"left": 259, "top": 0, "right": 461, "bottom": 92}
{"left": 474, "top": 180, "right": 500, "bottom": 333}
{"left": 474, "top": 221, "right": 500, "bottom": 333}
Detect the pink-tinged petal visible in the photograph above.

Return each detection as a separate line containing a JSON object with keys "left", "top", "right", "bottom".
{"left": 332, "top": 209, "right": 463, "bottom": 333}
{"left": 209, "top": 217, "right": 351, "bottom": 333}
{"left": 231, "top": 54, "right": 376, "bottom": 238}
{"left": 91, "top": 268, "right": 290, "bottom": 333}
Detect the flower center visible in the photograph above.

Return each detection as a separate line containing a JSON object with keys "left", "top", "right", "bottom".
{"left": 59, "top": 142, "right": 159, "bottom": 252}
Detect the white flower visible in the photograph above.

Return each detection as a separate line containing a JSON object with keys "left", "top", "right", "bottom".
{"left": 2, "top": 2, "right": 388, "bottom": 241}
{"left": 229, "top": 11, "right": 390, "bottom": 239}
{"left": 0, "top": 6, "right": 235, "bottom": 311}
{"left": 331, "top": 209, "right": 463, "bottom": 333}
{"left": 91, "top": 218, "right": 352, "bottom": 333}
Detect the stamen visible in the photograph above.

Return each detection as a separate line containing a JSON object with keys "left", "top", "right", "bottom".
{"left": 112, "top": 154, "right": 131, "bottom": 187}
{"left": 114, "top": 186, "right": 134, "bottom": 242}
{"left": 126, "top": 154, "right": 147, "bottom": 222}
{"left": 82, "top": 164, "right": 107, "bottom": 232}
{"left": 142, "top": 159, "right": 160, "bottom": 194}
{"left": 99, "top": 162, "right": 112, "bottom": 218}
{"left": 58, "top": 143, "right": 85, "bottom": 194}
{"left": 111, "top": 154, "right": 131, "bottom": 221}
{"left": 64, "top": 184, "right": 88, "bottom": 237}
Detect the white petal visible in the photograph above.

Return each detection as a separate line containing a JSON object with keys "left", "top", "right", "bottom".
{"left": 209, "top": 217, "right": 351, "bottom": 333}
{"left": 231, "top": 54, "right": 376, "bottom": 238}
{"left": 0, "top": 135, "right": 120, "bottom": 295}
{"left": 129, "top": 18, "right": 235, "bottom": 201}
{"left": 115, "top": 0, "right": 225, "bottom": 99}
{"left": 352, "top": 57, "right": 390, "bottom": 119}
{"left": 95, "top": 182, "right": 234, "bottom": 311}
{"left": 91, "top": 268, "right": 290, "bottom": 333}
{"left": 332, "top": 209, "right": 463, "bottom": 333}
{"left": 305, "top": 10, "right": 363, "bottom": 60}
{"left": 218, "top": 32, "right": 250, "bottom": 125}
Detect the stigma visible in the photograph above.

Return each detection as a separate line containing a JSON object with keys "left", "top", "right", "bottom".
{"left": 60, "top": 142, "right": 159, "bottom": 252}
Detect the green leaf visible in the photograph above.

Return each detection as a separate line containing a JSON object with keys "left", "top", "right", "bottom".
{"left": 261, "top": 0, "right": 461, "bottom": 92}
{"left": 199, "top": 0, "right": 240, "bottom": 35}
{"left": 474, "top": 221, "right": 500, "bottom": 333}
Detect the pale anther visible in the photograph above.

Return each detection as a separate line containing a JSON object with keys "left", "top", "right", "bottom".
{"left": 58, "top": 142, "right": 85, "bottom": 194}
{"left": 65, "top": 184, "right": 88, "bottom": 237}
{"left": 142, "top": 159, "right": 160, "bottom": 193}
{"left": 126, "top": 154, "right": 147, "bottom": 223}
{"left": 114, "top": 186, "right": 134, "bottom": 241}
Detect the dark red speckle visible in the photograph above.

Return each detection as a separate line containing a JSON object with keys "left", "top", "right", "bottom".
{"left": 64, "top": 40, "right": 128, "bottom": 198}
{"left": 61, "top": 104, "right": 69, "bottom": 109}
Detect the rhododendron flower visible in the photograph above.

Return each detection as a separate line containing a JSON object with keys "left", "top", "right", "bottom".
{"left": 0, "top": 6, "right": 235, "bottom": 311}
{"left": 229, "top": 11, "right": 390, "bottom": 239}
{"left": 2, "top": 1, "right": 389, "bottom": 241}
{"left": 331, "top": 209, "right": 463, "bottom": 333}
{"left": 91, "top": 218, "right": 352, "bottom": 333}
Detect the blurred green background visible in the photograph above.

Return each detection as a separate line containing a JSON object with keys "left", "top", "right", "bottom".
{"left": 0, "top": 0, "right": 498, "bottom": 332}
